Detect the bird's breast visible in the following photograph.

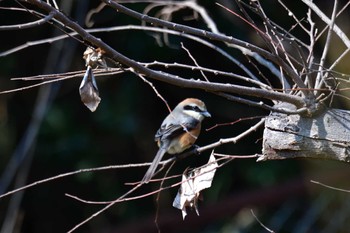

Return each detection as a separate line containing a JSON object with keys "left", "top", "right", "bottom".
{"left": 167, "top": 127, "right": 201, "bottom": 154}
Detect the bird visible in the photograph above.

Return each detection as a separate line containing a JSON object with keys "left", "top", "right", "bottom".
{"left": 142, "top": 98, "right": 211, "bottom": 184}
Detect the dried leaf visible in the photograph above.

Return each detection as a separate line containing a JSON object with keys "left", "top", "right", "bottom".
{"left": 83, "top": 47, "right": 107, "bottom": 68}
{"left": 173, "top": 153, "right": 218, "bottom": 219}
{"left": 79, "top": 66, "right": 101, "bottom": 112}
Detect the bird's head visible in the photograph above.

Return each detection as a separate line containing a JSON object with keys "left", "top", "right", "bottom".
{"left": 175, "top": 98, "right": 211, "bottom": 121}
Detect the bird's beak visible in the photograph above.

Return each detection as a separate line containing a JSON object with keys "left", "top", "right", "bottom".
{"left": 202, "top": 111, "right": 211, "bottom": 118}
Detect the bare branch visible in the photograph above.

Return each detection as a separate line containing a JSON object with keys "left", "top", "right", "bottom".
{"left": 302, "top": 0, "right": 350, "bottom": 48}
{"left": 314, "top": 0, "right": 338, "bottom": 92}
{"left": 0, "top": 12, "right": 54, "bottom": 30}
{"left": 198, "top": 118, "right": 265, "bottom": 153}
{"left": 24, "top": 0, "right": 307, "bottom": 109}
{"left": 0, "top": 163, "right": 150, "bottom": 200}
{"left": 103, "top": 0, "right": 309, "bottom": 93}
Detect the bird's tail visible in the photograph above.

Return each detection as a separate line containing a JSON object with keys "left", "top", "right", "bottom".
{"left": 142, "top": 147, "right": 167, "bottom": 184}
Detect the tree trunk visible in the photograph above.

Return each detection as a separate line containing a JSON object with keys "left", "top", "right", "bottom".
{"left": 261, "top": 103, "right": 350, "bottom": 162}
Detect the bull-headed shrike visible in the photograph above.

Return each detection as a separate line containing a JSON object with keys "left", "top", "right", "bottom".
{"left": 142, "top": 98, "right": 211, "bottom": 183}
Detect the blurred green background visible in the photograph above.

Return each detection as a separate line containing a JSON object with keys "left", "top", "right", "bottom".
{"left": 1, "top": 0, "right": 350, "bottom": 232}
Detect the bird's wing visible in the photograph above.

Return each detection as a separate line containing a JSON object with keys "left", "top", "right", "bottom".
{"left": 155, "top": 118, "right": 199, "bottom": 144}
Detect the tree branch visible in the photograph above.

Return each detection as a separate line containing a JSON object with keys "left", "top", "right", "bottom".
{"left": 26, "top": 0, "right": 307, "bottom": 109}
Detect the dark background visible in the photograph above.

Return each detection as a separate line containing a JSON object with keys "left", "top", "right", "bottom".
{"left": 1, "top": 0, "right": 350, "bottom": 232}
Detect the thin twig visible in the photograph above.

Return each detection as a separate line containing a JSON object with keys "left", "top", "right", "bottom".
{"left": 0, "top": 163, "right": 150, "bottom": 199}
{"left": 302, "top": 0, "right": 350, "bottom": 48}
{"left": 218, "top": 2, "right": 308, "bottom": 93}
{"left": 206, "top": 116, "right": 266, "bottom": 131}
{"left": 181, "top": 42, "right": 209, "bottom": 82}
{"left": 155, "top": 161, "right": 176, "bottom": 232}
{"left": 198, "top": 118, "right": 265, "bottom": 153}
{"left": 143, "top": 61, "right": 271, "bottom": 89}
{"left": 315, "top": 1, "right": 350, "bottom": 42}
{"left": 310, "top": 180, "right": 350, "bottom": 193}
{"left": 67, "top": 184, "right": 142, "bottom": 233}
{"left": 251, "top": 209, "right": 275, "bottom": 233}
{"left": 314, "top": 0, "right": 338, "bottom": 93}
{"left": 0, "top": 12, "right": 54, "bottom": 30}
{"left": 134, "top": 73, "right": 171, "bottom": 113}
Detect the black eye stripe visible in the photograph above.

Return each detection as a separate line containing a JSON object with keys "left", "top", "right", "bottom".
{"left": 183, "top": 105, "right": 192, "bottom": 110}
{"left": 184, "top": 105, "right": 201, "bottom": 112}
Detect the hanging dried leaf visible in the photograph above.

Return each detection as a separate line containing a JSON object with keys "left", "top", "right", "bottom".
{"left": 173, "top": 152, "right": 218, "bottom": 219}
{"left": 79, "top": 66, "right": 101, "bottom": 112}
{"left": 83, "top": 47, "right": 107, "bottom": 68}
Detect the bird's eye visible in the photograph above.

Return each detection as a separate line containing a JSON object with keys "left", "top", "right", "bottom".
{"left": 193, "top": 106, "right": 201, "bottom": 112}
